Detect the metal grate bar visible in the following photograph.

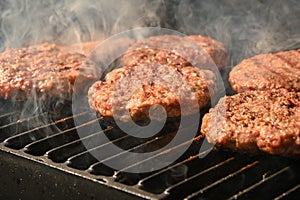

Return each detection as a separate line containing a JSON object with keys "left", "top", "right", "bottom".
{"left": 0, "top": 111, "right": 19, "bottom": 121}
{"left": 184, "top": 161, "right": 260, "bottom": 200}
{"left": 65, "top": 133, "right": 134, "bottom": 170}
{"left": 89, "top": 137, "right": 161, "bottom": 168}
{"left": 137, "top": 149, "right": 215, "bottom": 194}
{"left": 111, "top": 139, "right": 212, "bottom": 187}
{"left": 163, "top": 154, "right": 259, "bottom": 200}
{"left": 46, "top": 126, "right": 113, "bottom": 163}
{"left": 184, "top": 156, "right": 290, "bottom": 200}
{"left": 62, "top": 134, "right": 129, "bottom": 175}
{"left": 0, "top": 110, "right": 299, "bottom": 199}
{"left": 0, "top": 112, "right": 48, "bottom": 130}
{"left": 138, "top": 149, "right": 211, "bottom": 186}
{"left": 65, "top": 121, "right": 182, "bottom": 171}
{"left": 24, "top": 116, "right": 104, "bottom": 156}
{"left": 66, "top": 133, "right": 161, "bottom": 170}
{"left": 274, "top": 184, "right": 300, "bottom": 200}
{"left": 228, "top": 164, "right": 300, "bottom": 199}
{"left": 3, "top": 115, "right": 75, "bottom": 149}
{"left": 0, "top": 112, "right": 46, "bottom": 142}
{"left": 113, "top": 139, "right": 201, "bottom": 174}
{"left": 2, "top": 112, "right": 89, "bottom": 149}
{"left": 87, "top": 136, "right": 165, "bottom": 181}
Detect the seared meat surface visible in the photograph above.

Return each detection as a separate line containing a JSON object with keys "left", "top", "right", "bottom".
{"left": 88, "top": 63, "right": 216, "bottom": 121}
{"left": 229, "top": 49, "right": 300, "bottom": 92}
{"left": 88, "top": 34, "right": 228, "bottom": 121}
{"left": 0, "top": 43, "right": 98, "bottom": 101}
{"left": 122, "top": 35, "right": 228, "bottom": 70}
{"left": 201, "top": 89, "right": 300, "bottom": 158}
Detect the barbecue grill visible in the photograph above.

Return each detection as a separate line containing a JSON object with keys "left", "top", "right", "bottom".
{"left": 0, "top": 100, "right": 299, "bottom": 199}
{"left": 1, "top": 0, "right": 300, "bottom": 199}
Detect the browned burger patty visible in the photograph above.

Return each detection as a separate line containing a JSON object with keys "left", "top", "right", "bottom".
{"left": 201, "top": 89, "right": 300, "bottom": 158}
{"left": 88, "top": 63, "right": 216, "bottom": 121}
{"left": 122, "top": 35, "right": 228, "bottom": 70}
{"left": 64, "top": 41, "right": 102, "bottom": 56}
{"left": 229, "top": 49, "right": 300, "bottom": 93}
{"left": 0, "top": 43, "right": 98, "bottom": 101}
{"left": 65, "top": 38, "right": 134, "bottom": 57}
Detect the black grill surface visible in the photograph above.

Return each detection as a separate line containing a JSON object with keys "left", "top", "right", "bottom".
{"left": 0, "top": 107, "right": 299, "bottom": 200}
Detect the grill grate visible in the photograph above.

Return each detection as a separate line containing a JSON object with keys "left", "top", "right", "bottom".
{"left": 0, "top": 109, "right": 299, "bottom": 199}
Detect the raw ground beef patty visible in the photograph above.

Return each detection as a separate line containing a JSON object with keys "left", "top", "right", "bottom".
{"left": 201, "top": 88, "right": 300, "bottom": 158}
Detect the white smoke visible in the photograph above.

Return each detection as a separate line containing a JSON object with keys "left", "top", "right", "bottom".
{"left": 0, "top": 0, "right": 165, "bottom": 50}
{"left": 1, "top": 0, "right": 299, "bottom": 65}
{"left": 177, "top": 0, "right": 300, "bottom": 65}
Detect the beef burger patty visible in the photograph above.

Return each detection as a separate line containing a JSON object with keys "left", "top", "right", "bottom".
{"left": 88, "top": 63, "right": 216, "bottom": 121}
{"left": 229, "top": 49, "right": 300, "bottom": 93}
{"left": 122, "top": 35, "right": 228, "bottom": 70}
{"left": 0, "top": 43, "right": 98, "bottom": 101}
{"left": 201, "top": 88, "right": 300, "bottom": 158}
